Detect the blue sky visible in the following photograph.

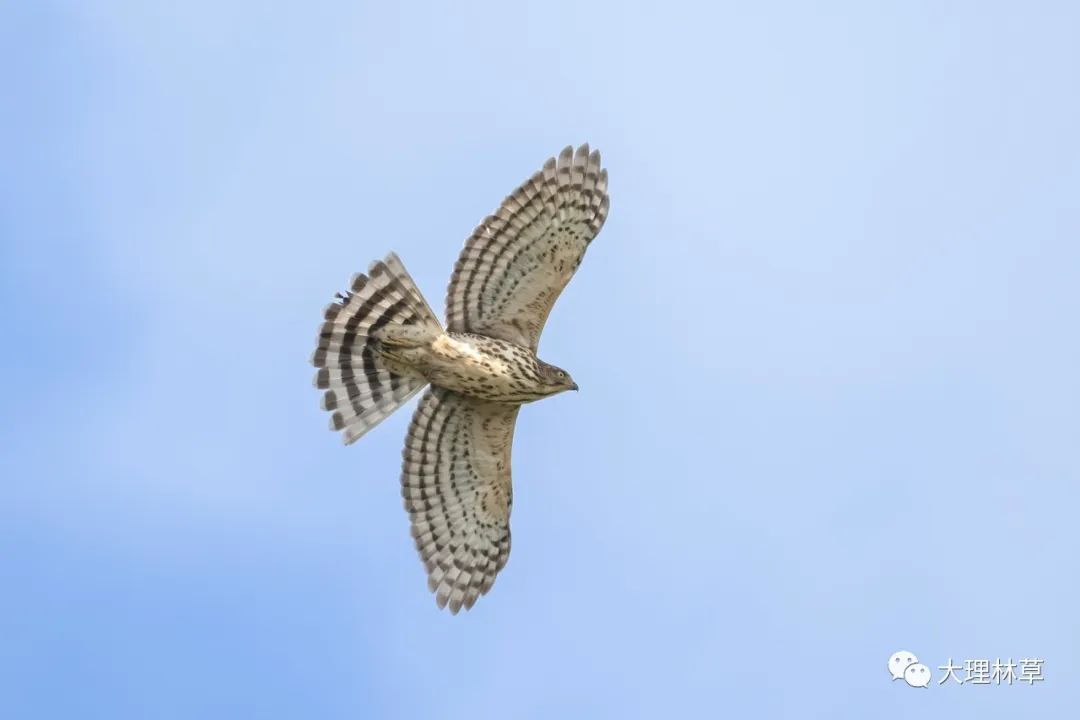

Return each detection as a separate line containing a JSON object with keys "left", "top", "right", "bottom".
{"left": 3, "top": 1, "right": 1078, "bottom": 717}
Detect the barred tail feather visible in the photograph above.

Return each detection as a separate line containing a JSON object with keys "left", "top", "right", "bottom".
{"left": 312, "top": 253, "right": 441, "bottom": 445}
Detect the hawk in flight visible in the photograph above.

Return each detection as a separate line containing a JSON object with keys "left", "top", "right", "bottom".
{"left": 312, "top": 145, "right": 610, "bottom": 613}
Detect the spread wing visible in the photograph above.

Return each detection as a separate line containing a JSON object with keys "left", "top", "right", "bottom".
{"left": 445, "top": 144, "right": 610, "bottom": 350}
{"left": 401, "top": 387, "right": 519, "bottom": 613}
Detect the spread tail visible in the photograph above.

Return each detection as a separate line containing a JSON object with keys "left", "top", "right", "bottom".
{"left": 312, "top": 253, "right": 441, "bottom": 444}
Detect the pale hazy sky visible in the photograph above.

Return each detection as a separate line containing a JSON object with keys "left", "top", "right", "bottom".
{"left": 3, "top": 2, "right": 1078, "bottom": 718}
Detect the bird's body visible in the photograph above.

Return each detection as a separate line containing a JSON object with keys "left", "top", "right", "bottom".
{"left": 312, "top": 144, "right": 610, "bottom": 613}
{"left": 378, "top": 331, "right": 571, "bottom": 404}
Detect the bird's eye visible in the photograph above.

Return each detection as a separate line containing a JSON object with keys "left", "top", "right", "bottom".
{"left": 558, "top": 371, "right": 565, "bottom": 378}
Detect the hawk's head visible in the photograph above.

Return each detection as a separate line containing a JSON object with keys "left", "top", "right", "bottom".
{"left": 539, "top": 362, "right": 578, "bottom": 394}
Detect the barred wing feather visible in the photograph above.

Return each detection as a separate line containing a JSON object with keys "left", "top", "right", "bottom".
{"left": 444, "top": 144, "right": 609, "bottom": 350}
{"left": 401, "top": 387, "right": 519, "bottom": 613}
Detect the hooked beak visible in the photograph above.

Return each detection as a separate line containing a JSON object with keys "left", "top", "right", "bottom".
{"left": 570, "top": 382, "right": 579, "bottom": 392}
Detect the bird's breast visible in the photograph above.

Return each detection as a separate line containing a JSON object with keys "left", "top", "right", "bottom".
{"left": 412, "top": 333, "right": 548, "bottom": 403}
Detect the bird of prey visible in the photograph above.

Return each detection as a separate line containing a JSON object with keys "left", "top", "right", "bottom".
{"left": 312, "top": 144, "right": 610, "bottom": 613}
